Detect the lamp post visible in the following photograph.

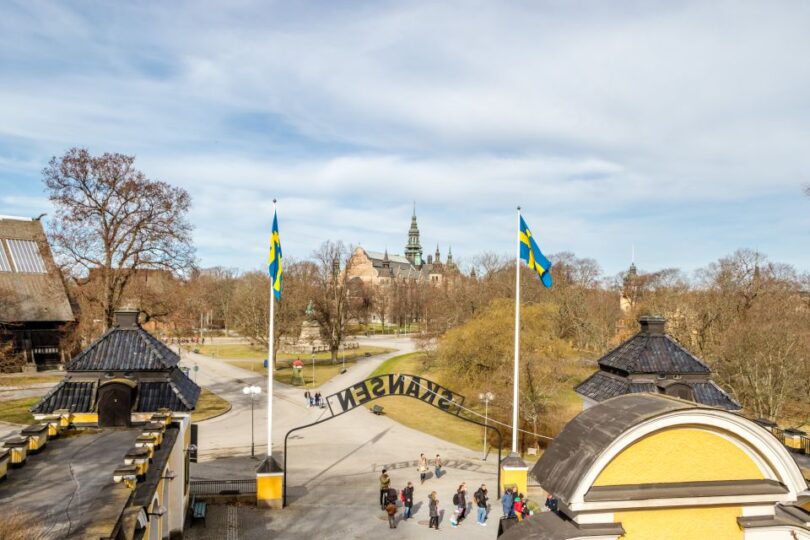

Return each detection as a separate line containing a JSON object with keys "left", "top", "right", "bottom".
{"left": 242, "top": 385, "right": 262, "bottom": 458}
{"left": 479, "top": 392, "right": 495, "bottom": 460}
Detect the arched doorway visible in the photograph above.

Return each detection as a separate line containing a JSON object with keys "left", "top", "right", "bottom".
{"left": 98, "top": 382, "right": 133, "bottom": 427}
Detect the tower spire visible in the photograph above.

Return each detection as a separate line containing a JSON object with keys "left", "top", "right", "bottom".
{"left": 404, "top": 202, "right": 423, "bottom": 266}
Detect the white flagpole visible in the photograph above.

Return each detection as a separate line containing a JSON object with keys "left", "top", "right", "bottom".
{"left": 267, "top": 199, "right": 276, "bottom": 459}
{"left": 512, "top": 206, "right": 521, "bottom": 454}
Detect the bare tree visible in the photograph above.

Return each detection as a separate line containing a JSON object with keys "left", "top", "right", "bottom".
{"left": 309, "top": 241, "right": 358, "bottom": 362}
{"left": 43, "top": 148, "right": 195, "bottom": 328}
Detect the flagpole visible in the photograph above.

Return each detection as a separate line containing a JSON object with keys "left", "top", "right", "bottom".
{"left": 267, "top": 199, "right": 276, "bottom": 459}
{"left": 512, "top": 206, "right": 521, "bottom": 454}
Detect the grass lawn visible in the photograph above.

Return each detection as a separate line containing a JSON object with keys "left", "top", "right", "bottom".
{"left": 0, "top": 374, "right": 63, "bottom": 387}
{"left": 197, "top": 344, "right": 394, "bottom": 389}
{"left": 365, "top": 352, "right": 487, "bottom": 451}
{"left": 192, "top": 389, "right": 232, "bottom": 422}
{"left": 192, "top": 343, "right": 393, "bottom": 364}
{"left": 0, "top": 396, "right": 38, "bottom": 425}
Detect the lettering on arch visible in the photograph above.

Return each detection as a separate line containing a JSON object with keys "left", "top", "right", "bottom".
{"left": 325, "top": 374, "right": 466, "bottom": 418}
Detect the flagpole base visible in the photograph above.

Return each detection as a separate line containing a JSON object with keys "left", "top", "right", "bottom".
{"left": 256, "top": 455, "right": 284, "bottom": 509}
{"left": 501, "top": 452, "right": 529, "bottom": 495}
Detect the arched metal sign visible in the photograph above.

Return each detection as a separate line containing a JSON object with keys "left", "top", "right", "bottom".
{"left": 283, "top": 373, "right": 502, "bottom": 506}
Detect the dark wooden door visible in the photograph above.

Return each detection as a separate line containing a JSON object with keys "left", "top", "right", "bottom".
{"left": 98, "top": 383, "right": 132, "bottom": 427}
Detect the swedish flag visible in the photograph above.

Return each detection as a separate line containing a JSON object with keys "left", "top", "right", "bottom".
{"left": 268, "top": 209, "right": 283, "bottom": 300}
{"left": 519, "top": 215, "right": 552, "bottom": 288}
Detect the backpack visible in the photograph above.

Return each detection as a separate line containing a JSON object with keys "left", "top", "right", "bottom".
{"left": 452, "top": 493, "right": 460, "bottom": 506}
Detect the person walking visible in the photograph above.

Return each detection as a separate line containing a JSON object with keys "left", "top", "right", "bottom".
{"left": 402, "top": 481, "right": 414, "bottom": 520}
{"left": 434, "top": 454, "right": 442, "bottom": 478}
{"left": 502, "top": 487, "right": 515, "bottom": 519}
{"left": 304, "top": 390, "right": 310, "bottom": 406}
{"left": 379, "top": 469, "right": 391, "bottom": 509}
{"left": 386, "top": 498, "right": 398, "bottom": 528}
{"left": 474, "top": 483, "right": 489, "bottom": 526}
{"left": 418, "top": 453, "right": 429, "bottom": 484}
{"left": 428, "top": 491, "right": 440, "bottom": 530}
{"left": 450, "top": 483, "right": 467, "bottom": 527}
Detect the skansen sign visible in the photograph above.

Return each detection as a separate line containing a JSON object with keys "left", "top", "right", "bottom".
{"left": 324, "top": 373, "right": 466, "bottom": 417}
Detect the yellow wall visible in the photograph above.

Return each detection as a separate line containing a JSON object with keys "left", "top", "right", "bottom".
{"left": 615, "top": 506, "right": 743, "bottom": 540}
{"left": 71, "top": 413, "right": 98, "bottom": 424}
{"left": 501, "top": 468, "right": 528, "bottom": 495}
{"left": 594, "top": 428, "right": 763, "bottom": 485}
{"left": 257, "top": 475, "right": 281, "bottom": 508}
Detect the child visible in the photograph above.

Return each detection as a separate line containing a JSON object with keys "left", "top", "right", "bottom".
{"left": 513, "top": 494, "right": 524, "bottom": 522}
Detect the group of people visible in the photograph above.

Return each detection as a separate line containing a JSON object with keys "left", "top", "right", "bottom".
{"left": 303, "top": 390, "right": 323, "bottom": 407}
{"left": 501, "top": 487, "right": 533, "bottom": 521}
{"left": 378, "top": 457, "right": 492, "bottom": 531}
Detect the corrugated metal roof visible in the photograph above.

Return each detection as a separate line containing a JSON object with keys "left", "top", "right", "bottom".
{"left": 0, "top": 218, "right": 73, "bottom": 322}
{"left": 66, "top": 328, "right": 180, "bottom": 371}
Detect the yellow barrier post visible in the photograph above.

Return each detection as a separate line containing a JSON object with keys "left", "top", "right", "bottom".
{"left": 256, "top": 457, "right": 283, "bottom": 509}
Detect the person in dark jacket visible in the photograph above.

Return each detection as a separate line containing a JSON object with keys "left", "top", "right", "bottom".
{"left": 502, "top": 488, "right": 515, "bottom": 519}
{"left": 403, "top": 482, "right": 414, "bottom": 519}
{"left": 428, "top": 491, "right": 440, "bottom": 530}
{"left": 379, "top": 469, "right": 391, "bottom": 509}
{"left": 386, "top": 499, "right": 398, "bottom": 528}
{"left": 544, "top": 493, "right": 558, "bottom": 514}
{"left": 474, "top": 484, "right": 489, "bottom": 525}
{"left": 451, "top": 483, "right": 467, "bottom": 526}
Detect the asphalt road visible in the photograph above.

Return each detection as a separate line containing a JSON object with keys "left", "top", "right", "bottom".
{"left": 188, "top": 336, "right": 505, "bottom": 539}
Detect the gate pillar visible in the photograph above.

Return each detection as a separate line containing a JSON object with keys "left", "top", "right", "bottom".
{"left": 501, "top": 452, "right": 529, "bottom": 495}
{"left": 256, "top": 455, "right": 284, "bottom": 509}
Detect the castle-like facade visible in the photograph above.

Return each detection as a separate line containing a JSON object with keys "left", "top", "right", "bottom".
{"left": 347, "top": 205, "right": 459, "bottom": 286}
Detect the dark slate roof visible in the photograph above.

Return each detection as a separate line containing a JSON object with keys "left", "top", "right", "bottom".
{"left": 66, "top": 328, "right": 180, "bottom": 371}
{"left": 598, "top": 332, "right": 711, "bottom": 374}
{"left": 31, "top": 380, "right": 96, "bottom": 413}
{"left": 531, "top": 394, "right": 697, "bottom": 506}
{"left": 136, "top": 371, "right": 200, "bottom": 412}
{"left": 692, "top": 381, "right": 742, "bottom": 410}
{"left": 575, "top": 371, "right": 657, "bottom": 402}
{"left": 498, "top": 512, "right": 625, "bottom": 540}
{"left": 32, "top": 371, "right": 199, "bottom": 414}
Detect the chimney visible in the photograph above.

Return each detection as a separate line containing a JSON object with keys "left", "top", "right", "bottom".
{"left": 114, "top": 309, "right": 140, "bottom": 329}
{"left": 639, "top": 315, "right": 665, "bottom": 335}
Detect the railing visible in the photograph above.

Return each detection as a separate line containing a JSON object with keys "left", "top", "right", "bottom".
{"left": 190, "top": 479, "right": 256, "bottom": 496}
{"left": 771, "top": 428, "right": 785, "bottom": 445}
{"left": 802, "top": 435, "right": 810, "bottom": 455}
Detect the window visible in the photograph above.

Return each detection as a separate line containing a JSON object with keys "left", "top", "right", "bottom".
{"left": 6, "top": 239, "right": 46, "bottom": 273}
{"left": 0, "top": 243, "right": 10, "bottom": 272}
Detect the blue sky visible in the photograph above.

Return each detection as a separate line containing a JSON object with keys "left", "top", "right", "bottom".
{"left": 1, "top": 1, "right": 809, "bottom": 277}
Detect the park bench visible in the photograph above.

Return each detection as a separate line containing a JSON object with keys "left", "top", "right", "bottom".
{"left": 371, "top": 405, "right": 384, "bottom": 415}
{"left": 190, "top": 496, "right": 207, "bottom": 527}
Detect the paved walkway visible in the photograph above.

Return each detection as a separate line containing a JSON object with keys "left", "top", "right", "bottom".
{"left": 188, "top": 336, "right": 505, "bottom": 538}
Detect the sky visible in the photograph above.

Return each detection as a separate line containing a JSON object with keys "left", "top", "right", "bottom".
{"left": 1, "top": 1, "right": 809, "bottom": 277}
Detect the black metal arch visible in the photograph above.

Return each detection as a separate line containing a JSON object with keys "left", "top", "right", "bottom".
{"left": 283, "top": 374, "right": 503, "bottom": 507}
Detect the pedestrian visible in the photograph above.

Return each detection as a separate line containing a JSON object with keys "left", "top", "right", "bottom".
{"left": 417, "top": 453, "right": 428, "bottom": 484}
{"left": 402, "top": 481, "right": 414, "bottom": 520}
{"left": 434, "top": 454, "right": 442, "bottom": 478}
{"left": 386, "top": 498, "right": 398, "bottom": 528}
{"left": 502, "top": 487, "right": 515, "bottom": 519}
{"left": 304, "top": 390, "right": 310, "bottom": 406}
{"left": 521, "top": 496, "right": 531, "bottom": 520}
{"left": 544, "top": 493, "right": 558, "bottom": 515}
{"left": 474, "top": 483, "right": 489, "bottom": 526}
{"left": 514, "top": 494, "right": 524, "bottom": 522}
{"left": 450, "top": 483, "right": 467, "bottom": 527}
{"left": 379, "top": 469, "right": 391, "bottom": 509}
{"left": 428, "top": 491, "right": 440, "bottom": 530}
